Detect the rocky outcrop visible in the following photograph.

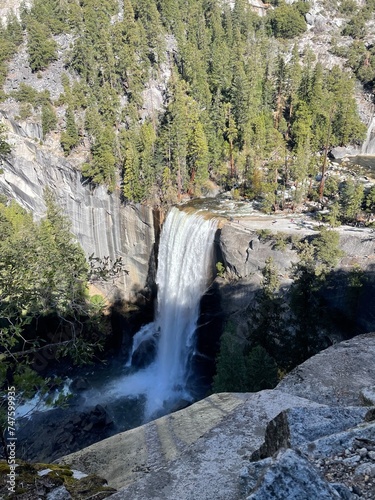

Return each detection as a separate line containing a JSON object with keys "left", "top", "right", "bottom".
{"left": 58, "top": 391, "right": 322, "bottom": 496}
{"left": 242, "top": 449, "right": 346, "bottom": 499}
{"left": 217, "top": 216, "right": 375, "bottom": 320}
{"left": 276, "top": 332, "right": 375, "bottom": 406}
{"left": 0, "top": 0, "right": 32, "bottom": 23}
{"left": 243, "top": 410, "right": 375, "bottom": 499}
{"left": 220, "top": 217, "right": 375, "bottom": 280}
{"left": 0, "top": 113, "right": 157, "bottom": 303}
{"left": 219, "top": 221, "right": 299, "bottom": 279}
{"left": 4, "top": 35, "right": 74, "bottom": 101}
{"left": 56, "top": 333, "right": 375, "bottom": 499}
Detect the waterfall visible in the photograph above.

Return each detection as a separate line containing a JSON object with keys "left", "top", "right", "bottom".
{"left": 361, "top": 115, "right": 375, "bottom": 155}
{"left": 107, "top": 207, "right": 218, "bottom": 418}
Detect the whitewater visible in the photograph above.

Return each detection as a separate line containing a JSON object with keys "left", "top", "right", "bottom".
{"left": 103, "top": 207, "right": 218, "bottom": 419}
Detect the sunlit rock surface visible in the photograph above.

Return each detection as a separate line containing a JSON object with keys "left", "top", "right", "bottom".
{"left": 0, "top": 113, "right": 156, "bottom": 303}
{"left": 277, "top": 332, "right": 375, "bottom": 406}
{"left": 57, "top": 333, "right": 375, "bottom": 499}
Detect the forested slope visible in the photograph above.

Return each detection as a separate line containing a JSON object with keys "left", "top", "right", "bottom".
{"left": 1, "top": 0, "right": 374, "bottom": 212}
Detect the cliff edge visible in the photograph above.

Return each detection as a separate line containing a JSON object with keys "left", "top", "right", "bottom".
{"left": 57, "top": 333, "right": 375, "bottom": 499}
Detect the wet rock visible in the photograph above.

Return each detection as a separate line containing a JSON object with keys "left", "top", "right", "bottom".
{"left": 71, "top": 414, "right": 82, "bottom": 426}
{"left": 70, "top": 377, "right": 90, "bottom": 392}
{"left": 131, "top": 336, "right": 157, "bottom": 369}
{"left": 90, "top": 405, "right": 108, "bottom": 427}
{"left": 17, "top": 404, "right": 116, "bottom": 463}
{"left": 330, "top": 146, "right": 359, "bottom": 159}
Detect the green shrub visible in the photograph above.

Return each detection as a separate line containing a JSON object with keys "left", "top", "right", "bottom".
{"left": 216, "top": 262, "right": 226, "bottom": 278}
{"left": 272, "top": 232, "right": 288, "bottom": 250}
{"left": 268, "top": 2, "right": 307, "bottom": 39}
{"left": 19, "top": 103, "right": 33, "bottom": 120}
{"left": 256, "top": 228, "right": 272, "bottom": 241}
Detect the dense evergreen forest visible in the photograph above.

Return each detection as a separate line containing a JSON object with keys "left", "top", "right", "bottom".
{"left": 0, "top": 0, "right": 374, "bottom": 215}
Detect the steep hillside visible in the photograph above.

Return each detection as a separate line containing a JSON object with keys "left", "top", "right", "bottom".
{"left": 0, "top": 0, "right": 374, "bottom": 211}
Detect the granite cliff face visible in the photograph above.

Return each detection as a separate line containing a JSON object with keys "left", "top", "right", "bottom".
{"left": 0, "top": 112, "right": 157, "bottom": 303}
{"left": 216, "top": 216, "right": 375, "bottom": 333}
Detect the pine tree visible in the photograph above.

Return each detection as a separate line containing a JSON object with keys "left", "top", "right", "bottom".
{"left": 224, "top": 103, "right": 238, "bottom": 179}
{"left": 230, "top": 61, "right": 250, "bottom": 138}
{"left": 27, "top": 19, "right": 57, "bottom": 72}
{"left": 0, "top": 124, "right": 11, "bottom": 162}
{"left": 247, "top": 257, "right": 288, "bottom": 364}
{"left": 123, "top": 139, "right": 142, "bottom": 202}
{"left": 41, "top": 103, "right": 57, "bottom": 138}
{"left": 339, "top": 180, "right": 365, "bottom": 223}
{"left": 286, "top": 44, "right": 302, "bottom": 124}
{"left": 82, "top": 125, "right": 116, "bottom": 191}
{"left": 212, "top": 323, "right": 247, "bottom": 393}
{"left": 327, "top": 67, "right": 366, "bottom": 146}
{"left": 187, "top": 119, "right": 209, "bottom": 193}
{"left": 5, "top": 13, "right": 23, "bottom": 47}
{"left": 245, "top": 346, "right": 278, "bottom": 392}
{"left": 269, "top": 2, "right": 307, "bottom": 39}
{"left": 61, "top": 107, "right": 79, "bottom": 154}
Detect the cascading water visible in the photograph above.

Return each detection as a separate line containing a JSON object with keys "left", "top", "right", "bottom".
{"left": 105, "top": 207, "right": 218, "bottom": 419}
{"left": 361, "top": 115, "right": 375, "bottom": 155}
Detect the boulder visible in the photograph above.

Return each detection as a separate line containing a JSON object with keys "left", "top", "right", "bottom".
{"left": 252, "top": 406, "right": 370, "bottom": 461}
{"left": 46, "top": 486, "right": 72, "bottom": 500}
{"left": 361, "top": 386, "right": 375, "bottom": 406}
{"left": 70, "top": 377, "right": 90, "bottom": 392}
{"left": 330, "top": 147, "right": 360, "bottom": 160}
{"left": 242, "top": 449, "right": 342, "bottom": 500}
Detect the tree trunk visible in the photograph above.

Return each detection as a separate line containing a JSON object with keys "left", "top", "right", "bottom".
{"left": 229, "top": 139, "right": 235, "bottom": 178}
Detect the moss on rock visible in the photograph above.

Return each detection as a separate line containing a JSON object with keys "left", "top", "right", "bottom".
{"left": 0, "top": 460, "right": 116, "bottom": 499}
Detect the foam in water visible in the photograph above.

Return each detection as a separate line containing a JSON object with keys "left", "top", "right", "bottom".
{"left": 106, "top": 207, "right": 218, "bottom": 418}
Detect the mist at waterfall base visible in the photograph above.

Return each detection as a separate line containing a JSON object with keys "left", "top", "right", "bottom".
{"left": 96, "top": 207, "right": 218, "bottom": 421}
